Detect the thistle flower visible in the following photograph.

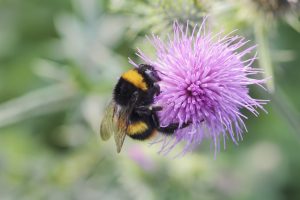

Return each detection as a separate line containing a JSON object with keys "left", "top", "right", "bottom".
{"left": 130, "top": 20, "right": 267, "bottom": 155}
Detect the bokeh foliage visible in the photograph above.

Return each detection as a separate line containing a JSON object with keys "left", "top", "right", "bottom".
{"left": 0, "top": 0, "right": 299, "bottom": 199}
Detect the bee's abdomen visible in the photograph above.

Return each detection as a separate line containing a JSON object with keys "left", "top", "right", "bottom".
{"left": 127, "top": 121, "right": 156, "bottom": 140}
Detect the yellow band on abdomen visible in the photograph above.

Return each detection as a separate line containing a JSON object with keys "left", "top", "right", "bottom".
{"left": 127, "top": 121, "right": 149, "bottom": 135}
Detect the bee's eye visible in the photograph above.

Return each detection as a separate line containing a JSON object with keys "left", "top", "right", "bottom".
{"left": 145, "top": 69, "right": 160, "bottom": 82}
{"left": 145, "top": 69, "right": 152, "bottom": 75}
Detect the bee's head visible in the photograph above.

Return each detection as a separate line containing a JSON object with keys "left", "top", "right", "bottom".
{"left": 138, "top": 64, "right": 161, "bottom": 82}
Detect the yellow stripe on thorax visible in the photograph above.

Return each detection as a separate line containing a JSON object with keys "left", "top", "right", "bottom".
{"left": 127, "top": 121, "right": 148, "bottom": 135}
{"left": 121, "top": 69, "right": 148, "bottom": 91}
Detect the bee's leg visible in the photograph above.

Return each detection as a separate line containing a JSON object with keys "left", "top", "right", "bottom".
{"left": 151, "top": 112, "right": 160, "bottom": 129}
{"left": 135, "top": 106, "right": 152, "bottom": 116}
{"left": 156, "top": 122, "right": 191, "bottom": 135}
{"left": 135, "top": 105, "right": 162, "bottom": 116}
{"left": 153, "top": 83, "right": 160, "bottom": 95}
{"left": 151, "top": 112, "right": 191, "bottom": 135}
{"left": 150, "top": 105, "right": 162, "bottom": 112}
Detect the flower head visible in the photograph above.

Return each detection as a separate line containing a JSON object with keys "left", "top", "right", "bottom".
{"left": 130, "top": 20, "right": 267, "bottom": 156}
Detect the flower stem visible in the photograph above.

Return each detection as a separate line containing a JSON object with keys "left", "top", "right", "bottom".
{"left": 254, "top": 21, "right": 275, "bottom": 92}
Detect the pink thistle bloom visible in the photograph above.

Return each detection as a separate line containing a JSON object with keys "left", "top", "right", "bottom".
{"left": 130, "top": 20, "right": 268, "bottom": 156}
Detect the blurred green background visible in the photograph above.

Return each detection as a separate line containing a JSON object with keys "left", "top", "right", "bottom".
{"left": 0, "top": 0, "right": 299, "bottom": 199}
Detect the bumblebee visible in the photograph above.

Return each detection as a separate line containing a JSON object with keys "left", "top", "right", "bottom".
{"left": 100, "top": 64, "right": 189, "bottom": 153}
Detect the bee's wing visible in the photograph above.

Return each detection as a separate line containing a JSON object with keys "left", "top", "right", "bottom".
{"left": 114, "top": 108, "right": 128, "bottom": 153}
{"left": 100, "top": 100, "right": 127, "bottom": 153}
{"left": 114, "top": 91, "right": 139, "bottom": 153}
{"left": 114, "top": 125, "right": 127, "bottom": 153}
{"left": 100, "top": 100, "right": 116, "bottom": 141}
